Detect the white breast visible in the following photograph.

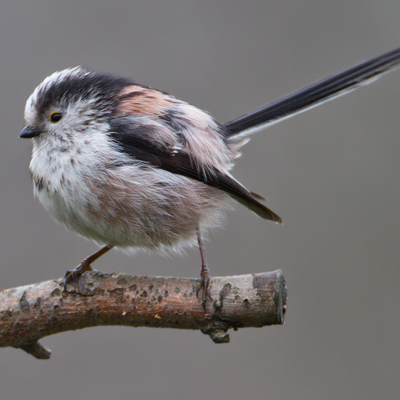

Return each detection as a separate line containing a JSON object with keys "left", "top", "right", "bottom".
{"left": 29, "top": 125, "right": 114, "bottom": 234}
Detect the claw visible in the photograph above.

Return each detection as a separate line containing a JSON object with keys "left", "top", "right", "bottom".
{"left": 196, "top": 231, "right": 213, "bottom": 310}
{"left": 196, "top": 276, "right": 212, "bottom": 310}
{"left": 63, "top": 260, "right": 92, "bottom": 291}
{"left": 63, "top": 245, "right": 113, "bottom": 292}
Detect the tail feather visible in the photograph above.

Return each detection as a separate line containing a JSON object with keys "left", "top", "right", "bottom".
{"left": 224, "top": 47, "right": 400, "bottom": 136}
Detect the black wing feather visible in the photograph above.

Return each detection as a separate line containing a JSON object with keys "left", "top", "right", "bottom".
{"left": 109, "top": 117, "right": 282, "bottom": 223}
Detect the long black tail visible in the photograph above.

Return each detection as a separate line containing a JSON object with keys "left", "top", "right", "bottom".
{"left": 224, "top": 47, "right": 400, "bottom": 136}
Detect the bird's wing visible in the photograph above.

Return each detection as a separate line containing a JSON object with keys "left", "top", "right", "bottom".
{"left": 109, "top": 116, "right": 282, "bottom": 223}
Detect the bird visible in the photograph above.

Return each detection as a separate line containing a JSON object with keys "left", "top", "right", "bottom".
{"left": 20, "top": 48, "right": 400, "bottom": 305}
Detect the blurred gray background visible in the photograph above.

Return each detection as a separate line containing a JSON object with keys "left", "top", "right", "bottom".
{"left": 0, "top": 1, "right": 399, "bottom": 399}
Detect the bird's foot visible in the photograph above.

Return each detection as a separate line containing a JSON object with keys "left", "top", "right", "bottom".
{"left": 196, "top": 267, "right": 213, "bottom": 310}
{"left": 64, "top": 260, "right": 93, "bottom": 291}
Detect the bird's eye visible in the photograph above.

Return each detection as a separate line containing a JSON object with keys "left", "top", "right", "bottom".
{"left": 49, "top": 112, "right": 63, "bottom": 123}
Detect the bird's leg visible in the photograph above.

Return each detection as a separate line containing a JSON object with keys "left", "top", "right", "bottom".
{"left": 64, "top": 245, "right": 114, "bottom": 289}
{"left": 196, "top": 231, "right": 212, "bottom": 309}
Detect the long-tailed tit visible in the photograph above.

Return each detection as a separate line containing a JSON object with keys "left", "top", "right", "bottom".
{"left": 20, "top": 48, "right": 400, "bottom": 305}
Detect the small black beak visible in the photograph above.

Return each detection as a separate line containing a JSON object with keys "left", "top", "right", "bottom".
{"left": 19, "top": 126, "right": 42, "bottom": 138}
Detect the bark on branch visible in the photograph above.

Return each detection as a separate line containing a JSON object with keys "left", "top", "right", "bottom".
{"left": 0, "top": 270, "right": 286, "bottom": 359}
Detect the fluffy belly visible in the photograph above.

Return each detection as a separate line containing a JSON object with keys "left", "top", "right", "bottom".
{"left": 34, "top": 166, "right": 229, "bottom": 252}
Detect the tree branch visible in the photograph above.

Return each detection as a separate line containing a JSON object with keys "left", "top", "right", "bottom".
{"left": 0, "top": 269, "right": 286, "bottom": 359}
